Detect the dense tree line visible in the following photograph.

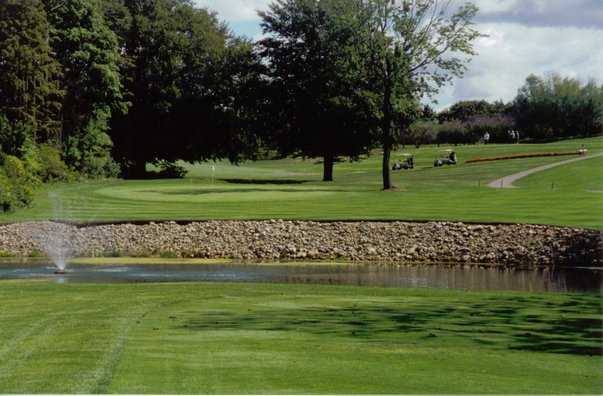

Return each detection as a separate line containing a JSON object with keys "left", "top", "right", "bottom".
{"left": 513, "top": 74, "right": 603, "bottom": 140}
{"left": 405, "top": 75, "right": 603, "bottom": 147}
{"left": 1, "top": 0, "right": 600, "bottom": 211}
{"left": 1, "top": 0, "right": 480, "bottom": 201}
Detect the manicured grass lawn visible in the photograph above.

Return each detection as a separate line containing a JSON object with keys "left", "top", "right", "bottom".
{"left": 1, "top": 137, "right": 601, "bottom": 228}
{"left": 0, "top": 281, "right": 600, "bottom": 394}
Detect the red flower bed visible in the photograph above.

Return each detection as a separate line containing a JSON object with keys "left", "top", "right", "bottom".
{"left": 465, "top": 151, "right": 579, "bottom": 164}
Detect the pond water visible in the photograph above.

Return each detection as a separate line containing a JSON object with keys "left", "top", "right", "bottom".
{"left": 0, "top": 262, "right": 601, "bottom": 293}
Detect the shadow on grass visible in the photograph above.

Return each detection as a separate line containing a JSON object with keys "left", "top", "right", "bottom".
{"left": 180, "top": 295, "right": 602, "bottom": 356}
{"left": 158, "top": 187, "right": 344, "bottom": 196}
{"left": 221, "top": 179, "right": 310, "bottom": 185}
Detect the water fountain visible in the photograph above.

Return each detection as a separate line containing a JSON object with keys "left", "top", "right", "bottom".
{"left": 28, "top": 193, "right": 75, "bottom": 275}
{"left": 30, "top": 221, "right": 72, "bottom": 274}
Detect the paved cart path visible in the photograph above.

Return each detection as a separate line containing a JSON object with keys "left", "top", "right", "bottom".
{"left": 488, "top": 153, "right": 603, "bottom": 189}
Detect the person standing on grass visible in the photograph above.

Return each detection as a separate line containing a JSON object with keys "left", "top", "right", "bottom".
{"left": 483, "top": 132, "right": 490, "bottom": 144}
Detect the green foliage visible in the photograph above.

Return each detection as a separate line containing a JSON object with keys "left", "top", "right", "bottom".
{"left": 28, "top": 248, "right": 46, "bottom": 258}
{"left": 0, "top": 250, "right": 14, "bottom": 257}
{"left": 159, "top": 250, "right": 179, "bottom": 259}
{"left": 0, "top": 172, "right": 16, "bottom": 212}
{"left": 438, "top": 100, "right": 511, "bottom": 123}
{"left": 43, "top": 0, "right": 128, "bottom": 177}
{"left": 0, "top": 114, "right": 29, "bottom": 156}
{"left": 17, "top": 139, "right": 73, "bottom": 183}
{"left": 2, "top": 155, "right": 27, "bottom": 180}
{"left": 357, "top": 0, "right": 482, "bottom": 189}
{"left": 259, "top": 0, "right": 375, "bottom": 181}
{"left": 513, "top": 74, "right": 603, "bottom": 140}
{"left": 37, "top": 144, "right": 72, "bottom": 182}
{"left": 109, "top": 0, "right": 254, "bottom": 178}
{"left": 0, "top": 0, "right": 63, "bottom": 143}
{"left": 405, "top": 120, "right": 438, "bottom": 147}
{"left": 151, "top": 160, "right": 188, "bottom": 179}
{"left": 0, "top": 155, "right": 35, "bottom": 212}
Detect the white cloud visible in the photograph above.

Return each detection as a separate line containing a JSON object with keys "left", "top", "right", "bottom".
{"left": 193, "top": 0, "right": 268, "bottom": 21}
{"left": 193, "top": 0, "right": 603, "bottom": 109}
{"left": 432, "top": 23, "right": 603, "bottom": 109}
{"left": 473, "top": 0, "right": 519, "bottom": 13}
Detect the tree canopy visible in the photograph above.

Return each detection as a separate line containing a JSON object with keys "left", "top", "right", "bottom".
{"left": 43, "top": 0, "right": 128, "bottom": 176}
{"left": 259, "top": 0, "right": 374, "bottom": 181}
{"left": 108, "top": 0, "right": 262, "bottom": 178}
{"left": 513, "top": 74, "right": 603, "bottom": 139}
{"left": 357, "top": 0, "right": 482, "bottom": 189}
{"left": 0, "top": 0, "right": 63, "bottom": 154}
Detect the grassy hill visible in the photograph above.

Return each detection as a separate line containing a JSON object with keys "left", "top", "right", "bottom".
{"left": 1, "top": 137, "right": 601, "bottom": 228}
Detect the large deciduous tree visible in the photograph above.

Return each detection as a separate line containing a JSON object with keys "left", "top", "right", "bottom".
{"left": 0, "top": 0, "right": 63, "bottom": 154}
{"left": 358, "top": 0, "right": 481, "bottom": 189}
{"left": 43, "top": 0, "right": 128, "bottom": 176}
{"left": 260, "top": 0, "right": 374, "bottom": 182}
{"left": 108, "top": 0, "right": 261, "bottom": 178}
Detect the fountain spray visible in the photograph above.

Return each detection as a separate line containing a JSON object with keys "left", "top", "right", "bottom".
{"left": 27, "top": 193, "right": 73, "bottom": 275}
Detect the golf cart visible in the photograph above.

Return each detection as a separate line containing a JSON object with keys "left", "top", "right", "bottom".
{"left": 434, "top": 149, "right": 457, "bottom": 167}
{"left": 393, "top": 154, "right": 415, "bottom": 171}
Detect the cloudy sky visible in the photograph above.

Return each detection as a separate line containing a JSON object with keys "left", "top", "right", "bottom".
{"left": 194, "top": 0, "right": 603, "bottom": 110}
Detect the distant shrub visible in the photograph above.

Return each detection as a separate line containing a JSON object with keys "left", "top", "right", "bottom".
{"left": 2, "top": 155, "right": 27, "bottom": 180}
{"left": 0, "top": 250, "right": 14, "bottom": 258}
{"left": 0, "top": 171, "right": 33, "bottom": 212}
{"left": 103, "top": 249, "right": 125, "bottom": 258}
{"left": 159, "top": 251, "right": 178, "bottom": 259}
{"left": 149, "top": 160, "right": 188, "bottom": 179}
{"left": 406, "top": 121, "right": 438, "bottom": 147}
{"left": 436, "top": 121, "right": 475, "bottom": 145}
{"left": 37, "top": 144, "right": 73, "bottom": 182}
{"left": 0, "top": 155, "right": 35, "bottom": 212}
{"left": 28, "top": 249, "right": 46, "bottom": 258}
{"left": 0, "top": 172, "right": 14, "bottom": 212}
{"left": 431, "top": 114, "right": 515, "bottom": 145}
{"left": 465, "top": 115, "right": 515, "bottom": 144}
{"left": 102, "top": 158, "right": 121, "bottom": 178}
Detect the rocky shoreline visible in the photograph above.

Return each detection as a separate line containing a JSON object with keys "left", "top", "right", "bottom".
{"left": 0, "top": 220, "right": 600, "bottom": 267}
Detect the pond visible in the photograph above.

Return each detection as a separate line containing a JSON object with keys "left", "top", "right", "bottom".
{"left": 0, "top": 262, "right": 601, "bottom": 293}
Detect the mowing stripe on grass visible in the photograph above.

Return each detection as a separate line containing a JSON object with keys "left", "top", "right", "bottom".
{"left": 0, "top": 316, "right": 60, "bottom": 381}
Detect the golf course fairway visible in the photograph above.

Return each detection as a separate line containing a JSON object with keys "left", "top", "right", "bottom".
{"left": 1, "top": 137, "right": 601, "bottom": 228}
{"left": 0, "top": 281, "right": 601, "bottom": 394}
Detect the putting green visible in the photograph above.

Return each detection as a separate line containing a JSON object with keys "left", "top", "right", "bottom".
{"left": 94, "top": 184, "right": 337, "bottom": 203}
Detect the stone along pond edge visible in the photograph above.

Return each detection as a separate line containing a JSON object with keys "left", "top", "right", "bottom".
{"left": 0, "top": 220, "right": 600, "bottom": 267}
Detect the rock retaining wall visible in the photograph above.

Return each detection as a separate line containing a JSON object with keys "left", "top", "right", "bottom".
{"left": 0, "top": 221, "right": 600, "bottom": 267}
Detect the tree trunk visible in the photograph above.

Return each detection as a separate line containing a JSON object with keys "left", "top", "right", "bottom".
{"left": 323, "top": 154, "right": 334, "bottom": 182}
{"left": 125, "top": 159, "right": 146, "bottom": 179}
{"left": 382, "top": 139, "right": 392, "bottom": 190}
{"left": 382, "top": 77, "right": 393, "bottom": 190}
{"left": 124, "top": 112, "right": 146, "bottom": 179}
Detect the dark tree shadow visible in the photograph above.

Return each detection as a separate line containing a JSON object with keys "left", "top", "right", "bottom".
{"left": 179, "top": 294, "right": 602, "bottom": 356}
{"left": 154, "top": 188, "right": 346, "bottom": 196}
{"left": 221, "top": 179, "right": 309, "bottom": 185}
